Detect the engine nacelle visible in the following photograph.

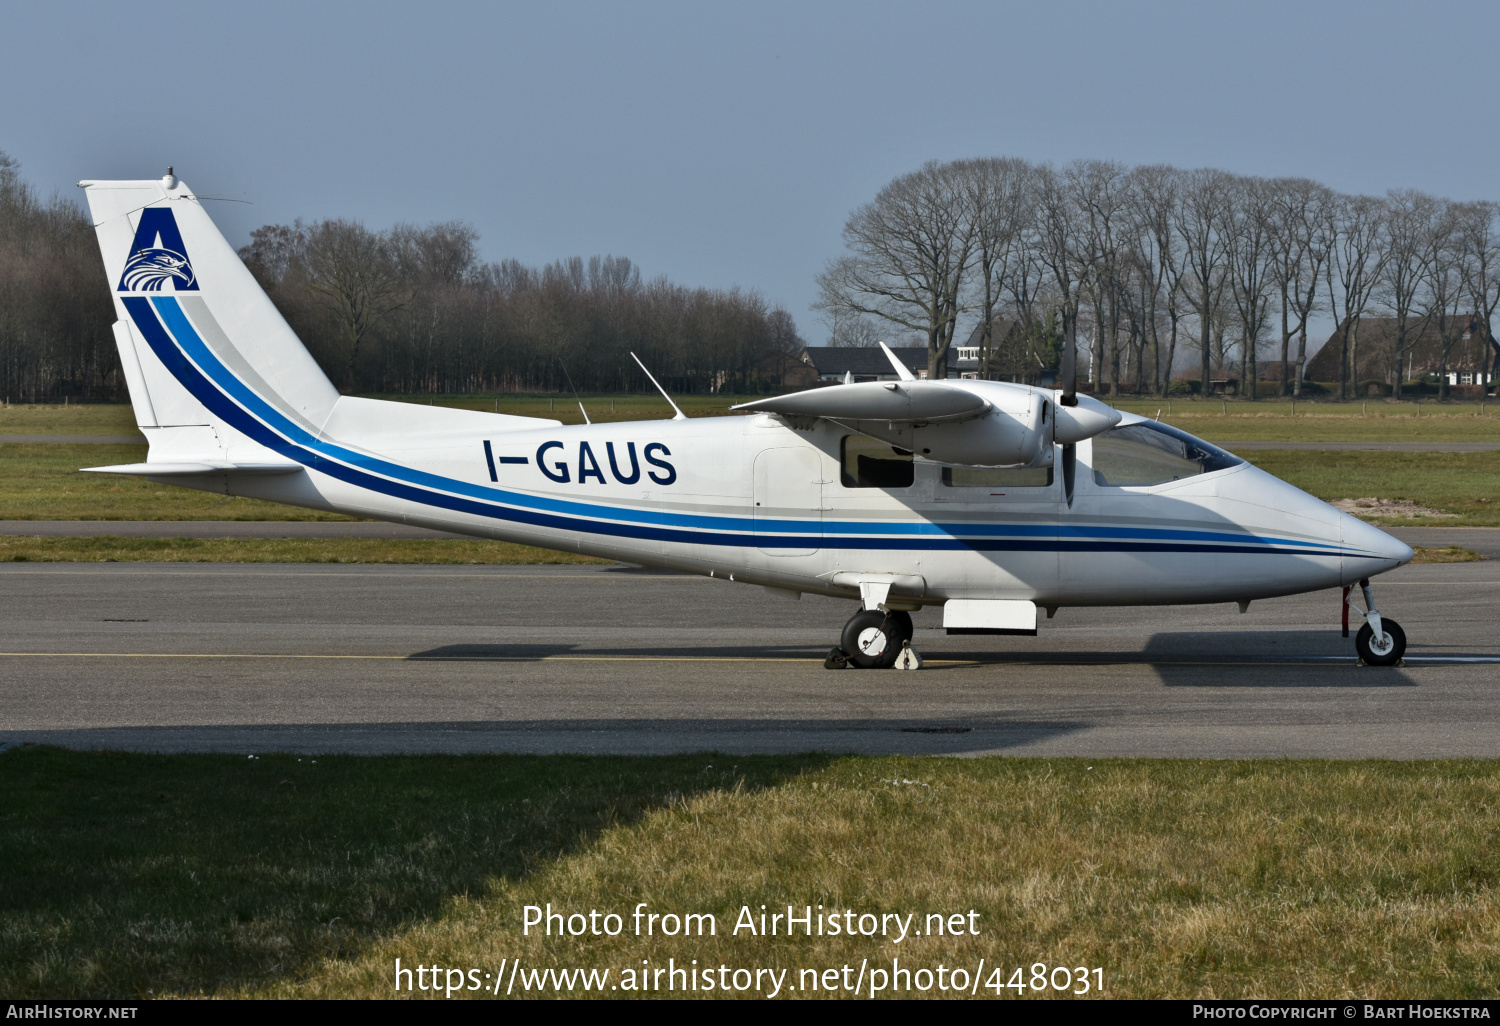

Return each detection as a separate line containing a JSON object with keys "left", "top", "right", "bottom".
{"left": 1052, "top": 393, "right": 1121, "bottom": 445}
{"left": 840, "top": 389, "right": 1055, "bottom": 468}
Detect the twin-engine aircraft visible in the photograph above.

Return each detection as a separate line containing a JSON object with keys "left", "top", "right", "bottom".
{"left": 79, "top": 172, "right": 1413, "bottom": 668}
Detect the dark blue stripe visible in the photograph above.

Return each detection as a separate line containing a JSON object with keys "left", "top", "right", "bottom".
{"left": 124, "top": 296, "right": 1354, "bottom": 558}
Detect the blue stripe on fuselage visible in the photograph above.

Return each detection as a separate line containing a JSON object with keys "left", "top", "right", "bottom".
{"left": 123, "top": 296, "right": 1354, "bottom": 557}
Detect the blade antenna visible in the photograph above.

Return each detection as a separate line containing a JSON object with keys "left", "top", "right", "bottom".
{"left": 877, "top": 341, "right": 916, "bottom": 382}
{"left": 555, "top": 356, "right": 589, "bottom": 424}
{"left": 630, "top": 352, "right": 688, "bottom": 421}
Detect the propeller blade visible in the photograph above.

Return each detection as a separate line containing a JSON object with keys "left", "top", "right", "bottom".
{"left": 1060, "top": 315, "right": 1077, "bottom": 407}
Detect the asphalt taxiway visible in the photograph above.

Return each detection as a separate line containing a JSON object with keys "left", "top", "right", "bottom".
{"left": 1, "top": 558, "right": 1497, "bottom": 758}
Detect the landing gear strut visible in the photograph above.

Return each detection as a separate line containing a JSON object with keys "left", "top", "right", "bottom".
{"left": 829, "top": 608, "right": 914, "bottom": 669}
{"left": 1343, "top": 578, "right": 1405, "bottom": 666}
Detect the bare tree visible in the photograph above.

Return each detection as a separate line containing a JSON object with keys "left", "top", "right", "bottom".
{"left": 1225, "top": 176, "right": 1277, "bottom": 399}
{"left": 965, "top": 158, "right": 1031, "bottom": 380}
{"left": 1426, "top": 204, "right": 1472, "bottom": 399}
{"left": 1324, "top": 194, "right": 1390, "bottom": 399}
{"left": 1127, "top": 165, "right": 1186, "bottom": 396}
{"left": 1033, "top": 162, "right": 1094, "bottom": 387}
{"left": 1380, "top": 190, "right": 1443, "bottom": 399}
{"left": 1175, "top": 168, "right": 1236, "bottom": 396}
{"left": 1069, "top": 160, "right": 1132, "bottom": 396}
{"left": 1264, "top": 178, "right": 1332, "bottom": 396}
{"left": 816, "top": 161, "right": 978, "bottom": 378}
{"left": 812, "top": 302, "right": 884, "bottom": 347}
{"left": 302, "top": 219, "right": 411, "bottom": 389}
{"left": 1458, "top": 200, "right": 1500, "bottom": 386}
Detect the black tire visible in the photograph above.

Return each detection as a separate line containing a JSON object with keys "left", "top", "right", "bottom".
{"left": 1355, "top": 618, "right": 1406, "bottom": 666}
{"left": 841, "top": 610, "right": 913, "bottom": 669}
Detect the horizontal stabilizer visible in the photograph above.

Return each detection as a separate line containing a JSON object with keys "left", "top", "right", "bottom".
{"left": 81, "top": 462, "right": 304, "bottom": 477}
{"left": 732, "top": 381, "right": 989, "bottom": 423}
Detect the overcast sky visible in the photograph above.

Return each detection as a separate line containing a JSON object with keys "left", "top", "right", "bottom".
{"left": 4, "top": 1, "right": 1497, "bottom": 344}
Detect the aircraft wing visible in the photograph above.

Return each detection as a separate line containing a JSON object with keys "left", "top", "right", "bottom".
{"left": 731, "top": 380, "right": 990, "bottom": 423}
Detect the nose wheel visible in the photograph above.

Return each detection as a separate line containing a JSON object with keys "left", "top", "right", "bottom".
{"left": 1344, "top": 579, "right": 1406, "bottom": 666}
{"left": 835, "top": 609, "right": 914, "bottom": 669}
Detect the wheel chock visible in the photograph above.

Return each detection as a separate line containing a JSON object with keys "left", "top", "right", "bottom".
{"left": 895, "top": 641, "right": 923, "bottom": 670}
{"left": 823, "top": 646, "right": 850, "bottom": 669}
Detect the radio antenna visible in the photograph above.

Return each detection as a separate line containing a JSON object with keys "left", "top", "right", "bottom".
{"left": 631, "top": 352, "right": 688, "bottom": 421}
{"left": 555, "top": 356, "right": 590, "bottom": 424}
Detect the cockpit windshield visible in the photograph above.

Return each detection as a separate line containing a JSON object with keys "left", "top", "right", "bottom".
{"left": 1091, "top": 421, "right": 1244, "bottom": 486}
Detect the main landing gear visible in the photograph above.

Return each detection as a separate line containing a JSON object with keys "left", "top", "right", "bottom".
{"left": 825, "top": 608, "right": 915, "bottom": 669}
{"left": 1343, "top": 578, "right": 1406, "bottom": 666}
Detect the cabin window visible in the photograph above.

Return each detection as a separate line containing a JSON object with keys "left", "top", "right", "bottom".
{"left": 941, "top": 466, "right": 1053, "bottom": 488}
{"left": 1091, "top": 422, "right": 1244, "bottom": 486}
{"left": 841, "top": 435, "right": 914, "bottom": 488}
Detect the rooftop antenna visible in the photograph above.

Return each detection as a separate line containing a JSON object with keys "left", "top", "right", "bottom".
{"left": 630, "top": 352, "right": 688, "bottom": 421}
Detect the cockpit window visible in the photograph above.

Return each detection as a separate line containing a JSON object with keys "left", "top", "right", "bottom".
{"left": 1091, "top": 421, "right": 1244, "bottom": 486}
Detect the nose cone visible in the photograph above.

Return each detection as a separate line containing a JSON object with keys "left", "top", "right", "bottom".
{"left": 1340, "top": 512, "right": 1414, "bottom": 584}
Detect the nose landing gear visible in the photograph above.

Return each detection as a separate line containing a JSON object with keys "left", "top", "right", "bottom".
{"left": 1343, "top": 578, "right": 1405, "bottom": 666}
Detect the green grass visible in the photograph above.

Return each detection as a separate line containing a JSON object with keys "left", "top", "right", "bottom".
{"left": 1244, "top": 450, "right": 1500, "bottom": 526}
{"left": 0, "top": 404, "right": 140, "bottom": 435}
{"left": 1410, "top": 546, "right": 1485, "bottom": 563}
{"left": 0, "top": 536, "right": 607, "bottom": 564}
{"left": 0, "top": 445, "right": 353, "bottom": 521}
{"left": 4, "top": 749, "right": 1499, "bottom": 999}
{"left": 1111, "top": 398, "right": 1500, "bottom": 442}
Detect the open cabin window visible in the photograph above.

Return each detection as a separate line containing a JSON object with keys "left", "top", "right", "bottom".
{"left": 841, "top": 435, "right": 914, "bottom": 489}
{"left": 1091, "top": 422, "right": 1244, "bottom": 486}
{"left": 941, "top": 466, "right": 1053, "bottom": 488}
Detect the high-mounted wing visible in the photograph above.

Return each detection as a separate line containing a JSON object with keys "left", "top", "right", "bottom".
{"left": 732, "top": 380, "right": 989, "bottom": 423}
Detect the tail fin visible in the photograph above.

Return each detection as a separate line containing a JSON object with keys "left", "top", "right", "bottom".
{"left": 79, "top": 172, "right": 339, "bottom": 466}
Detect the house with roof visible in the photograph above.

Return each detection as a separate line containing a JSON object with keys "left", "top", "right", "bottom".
{"left": 1305, "top": 316, "right": 1496, "bottom": 390}
{"left": 799, "top": 346, "right": 931, "bottom": 382}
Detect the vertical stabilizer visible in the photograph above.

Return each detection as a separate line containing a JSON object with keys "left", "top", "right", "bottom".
{"left": 79, "top": 172, "right": 340, "bottom": 451}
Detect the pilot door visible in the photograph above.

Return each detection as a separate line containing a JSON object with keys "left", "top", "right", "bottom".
{"left": 753, "top": 447, "right": 824, "bottom": 556}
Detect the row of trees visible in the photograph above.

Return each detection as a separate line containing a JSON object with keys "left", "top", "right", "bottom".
{"left": 0, "top": 152, "right": 805, "bottom": 400}
{"left": 817, "top": 158, "right": 1500, "bottom": 399}
{"left": 0, "top": 154, "right": 116, "bottom": 400}
{"left": 241, "top": 220, "right": 804, "bottom": 394}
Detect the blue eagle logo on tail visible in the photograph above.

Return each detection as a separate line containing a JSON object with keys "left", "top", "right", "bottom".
{"left": 120, "top": 247, "right": 196, "bottom": 291}
{"left": 117, "top": 207, "right": 199, "bottom": 292}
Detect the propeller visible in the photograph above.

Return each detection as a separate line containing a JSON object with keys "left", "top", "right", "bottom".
{"left": 1057, "top": 311, "right": 1078, "bottom": 506}
{"left": 1059, "top": 313, "right": 1078, "bottom": 408}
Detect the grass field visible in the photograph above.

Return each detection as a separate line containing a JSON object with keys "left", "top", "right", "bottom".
{"left": 0, "top": 445, "right": 351, "bottom": 521}
{"left": 0, "top": 536, "right": 606, "bottom": 564}
{"left": 2, "top": 747, "right": 1497, "bottom": 999}
{"left": 1124, "top": 401, "right": 1500, "bottom": 443}
{"left": 1246, "top": 450, "right": 1500, "bottom": 526}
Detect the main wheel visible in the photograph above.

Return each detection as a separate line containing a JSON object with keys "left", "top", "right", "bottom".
{"left": 1355, "top": 618, "right": 1406, "bottom": 666}
{"left": 841, "top": 610, "right": 914, "bottom": 669}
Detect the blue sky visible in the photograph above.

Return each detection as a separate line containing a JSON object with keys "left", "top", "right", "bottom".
{"left": 4, "top": 1, "right": 1497, "bottom": 343}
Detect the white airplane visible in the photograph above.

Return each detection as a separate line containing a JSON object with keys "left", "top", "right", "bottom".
{"left": 79, "top": 172, "right": 1413, "bottom": 669}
